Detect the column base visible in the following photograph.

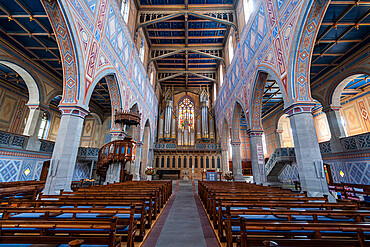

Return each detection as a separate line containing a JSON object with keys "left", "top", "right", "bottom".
{"left": 233, "top": 173, "right": 244, "bottom": 181}
{"left": 306, "top": 191, "right": 336, "bottom": 202}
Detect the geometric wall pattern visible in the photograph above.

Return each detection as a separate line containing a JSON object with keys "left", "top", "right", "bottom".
{"left": 278, "top": 160, "right": 370, "bottom": 185}
{"left": 329, "top": 161, "right": 370, "bottom": 185}
{"left": 0, "top": 159, "right": 21, "bottom": 182}
{"left": 0, "top": 156, "right": 92, "bottom": 183}
{"left": 278, "top": 163, "right": 299, "bottom": 182}
{"left": 73, "top": 162, "right": 91, "bottom": 180}
{"left": 0, "top": 158, "right": 46, "bottom": 182}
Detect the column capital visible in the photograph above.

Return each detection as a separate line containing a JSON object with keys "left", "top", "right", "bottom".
{"left": 322, "top": 105, "right": 342, "bottom": 113}
{"left": 110, "top": 131, "right": 127, "bottom": 140}
{"left": 26, "top": 103, "right": 48, "bottom": 111}
{"left": 284, "top": 103, "right": 315, "bottom": 117}
{"left": 59, "top": 106, "right": 89, "bottom": 118}
{"left": 230, "top": 141, "right": 241, "bottom": 146}
{"left": 136, "top": 141, "right": 143, "bottom": 147}
{"left": 275, "top": 129, "right": 284, "bottom": 134}
{"left": 247, "top": 130, "right": 264, "bottom": 137}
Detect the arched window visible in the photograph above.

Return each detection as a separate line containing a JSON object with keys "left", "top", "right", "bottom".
{"left": 228, "top": 36, "right": 234, "bottom": 63}
{"left": 262, "top": 133, "right": 267, "bottom": 156}
{"left": 219, "top": 64, "right": 224, "bottom": 86}
{"left": 244, "top": 0, "right": 253, "bottom": 24}
{"left": 120, "top": 0, "right": 130, "bottom": 23}
{"left": 178, "top": 97, "right": 195, "bottom": 130}
{"left": 139, "top": 38, "right": 145, "bottom": 62}
{"left": 37, "top": 111, "right": 48, "bottom": 139}
{"left": 150, "top": 66, "right": 154, "bottom": 85}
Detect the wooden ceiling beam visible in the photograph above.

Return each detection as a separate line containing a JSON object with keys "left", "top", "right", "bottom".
{"left": 139, "top": 4, "right": 234, "bottom": 11}
{"left": 147, "top": 27, "right": 227, "bottom": 31}
{"left": 321, "top": 22, "right": 370, "bottom": 26}
{"left": 329, "top": 1, "right": 370, "bottom": 5}
{"left": 149, "top": 35, "right": 224, "bottom": 39}
{"left": 0, "top": 14, "right": 48, "bottom": 18}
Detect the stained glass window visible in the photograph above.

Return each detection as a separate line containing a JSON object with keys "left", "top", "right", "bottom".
{"left": 178, "top": 97, "right": 195, "bottom": 130}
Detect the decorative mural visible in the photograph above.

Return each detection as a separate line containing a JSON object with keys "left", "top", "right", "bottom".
{"left": 0, "top": 157, "right": 45, "bottom": 182}
{"left": 43, "top": 0, "right": 158, "bottom": 142}
{"left": 215, "top": 0, "right": 330, "bottom": 137}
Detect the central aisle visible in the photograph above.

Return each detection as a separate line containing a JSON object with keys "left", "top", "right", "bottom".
{"left": 143, "top": 180, "right": 219, "bottom": 247}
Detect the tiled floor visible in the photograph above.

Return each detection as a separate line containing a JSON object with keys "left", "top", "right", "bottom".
{"left": 143, "top": 180, "right": 218, "bottom": 247}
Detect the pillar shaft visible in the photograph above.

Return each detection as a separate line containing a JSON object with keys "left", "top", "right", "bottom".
{"left": 248, "top": 131, "right": 267, "bottom": 184}
{"left": 221, "top": 150, "right": 228, "bottom": 173}
{"left": 231, "top": 142, "right": 244, "bottom": 181}
{"left": 24, "top": 107, "right": 43, "bottom": 151}
{"left": 133, "top": 143, "right": 142, "bottom": 180}
{"left": 23, "top": 107, "right": 43, "bottom": 137}
{"left": 43, "top": 108, "right": 87, "bottom": 194}
{"left": 275, "top": 130, "right": 283, "bottom": 149}
{"left": 105, "top": 162, "right": 121, "bottom": 184}
{"left": 287, "top": 109, "right": 330, "bottom": 197}
{"left": 324, "top": 107, "right": 345, "bottom": 153}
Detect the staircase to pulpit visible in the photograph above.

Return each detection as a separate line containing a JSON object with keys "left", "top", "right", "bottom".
{"left": 265, "top": 147, "right": 296, "bottom": 184}
{"left": 97, "top": 108, "right": 141, "bottom": 184}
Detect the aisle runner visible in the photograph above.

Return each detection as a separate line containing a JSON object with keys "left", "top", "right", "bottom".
{"left": 192, "top": 180, "right": 219, "bottom": 247}
{"left": 143, "top": 180, "right": 219, "bottom": 247}
{"left": 143, "top": 180, "right": 179, "bottom": 247}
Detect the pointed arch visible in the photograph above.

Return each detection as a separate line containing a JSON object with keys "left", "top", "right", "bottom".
{"left": 249, "top": 71, "right": 268, "bottom": 131}
{"left": 231, "top": 101, "right": 246, "bottom": 143}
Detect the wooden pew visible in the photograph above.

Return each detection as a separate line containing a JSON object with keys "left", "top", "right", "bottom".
{"left": 0, "top": 180, "right": 172, "bottom": 246}
{"left": 0, "top": 217, "right": 124, "bottom": 247}
{"left": 239, "top": 217, "right": 370, "bottom": 247}
{"left": 197, "top": 180, "right": 370, "bottom": 247}
{"left": 0, "top": 185, "right": 43, "bottom": 202}
{"left": 224, "top": 206, "right": 370, "bottom": 246}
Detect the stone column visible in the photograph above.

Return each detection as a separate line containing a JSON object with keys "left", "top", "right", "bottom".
{"left": 221, "top": 149, "right": 229, "bottom": 174}
{"left": 105, "top": 162, "right": 121, "bottom": 184}
{"left": 231, "top": 142, "right": 244, "bottom": 181}
{"left": 43, "top": 107, "right": 88, "bottom": 195}
{"left": 133, "top": 142, "right": 142, "bottom": 180}
{"left": 286, "top": 105, "right": 331, "bottom": 198}
{"left": 23, "top": 106, "right": 43, "bottom": 151}
{"left": 323, "top": 107, "right": 345, "bottom": 153}
{"left": 141, "top": 141, "right": 149, "bottom": 176}
{"left": 248, "top": 130, "right": 267, "bottom": 185}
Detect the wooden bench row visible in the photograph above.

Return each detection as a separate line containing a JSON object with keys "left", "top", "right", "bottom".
{"left": 198, "top": 181, "right": 370, "bottom": 247}
{"left": 0, "top": 180, "right": 172, "bottom": 247}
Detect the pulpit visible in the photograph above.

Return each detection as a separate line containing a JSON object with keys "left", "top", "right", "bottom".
{"left": 97, "top": 108, "right": 141, "bottom": 183}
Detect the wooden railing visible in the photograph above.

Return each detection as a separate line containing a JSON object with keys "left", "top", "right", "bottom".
{"left": 97, "top": 139, "right": 136, "bottom": 177}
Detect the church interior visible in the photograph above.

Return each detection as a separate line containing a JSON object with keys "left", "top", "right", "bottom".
{"left": 0, "top": 0, "right": 369, "bottom": 246}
